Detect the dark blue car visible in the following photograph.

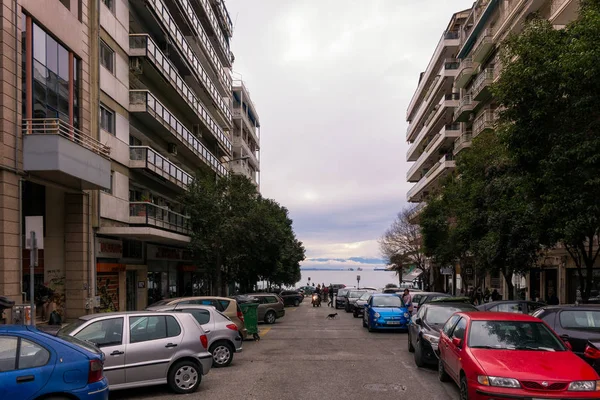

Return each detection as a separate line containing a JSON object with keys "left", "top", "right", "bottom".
{"left": 0, "top": 325, "right": 108, "bottom": 400}
{"left": 362, "top": 294, "right": 410, "bottom": 332}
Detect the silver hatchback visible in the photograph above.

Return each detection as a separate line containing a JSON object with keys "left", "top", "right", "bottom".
{"left": 148, "top": 304, "right": 243, "bottom": 367}
{"left": 58, "top": 311, "right": 212, "bottom": 394}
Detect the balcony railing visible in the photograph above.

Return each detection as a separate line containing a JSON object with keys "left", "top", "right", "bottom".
{"left": 453, "top": 132, "right": 473, "bottom": 154}
{"left": 232, "top": 108, "right": 259, "bottom": 144}
{"left": 194, "top": 0, "right": 231, "bottom": 62}
{"left": 473, "top": 110, "right": 496, "bottom": 137}
{"left": 551, "top": 0, "right": 571, "bottom": 15}
{"left": 232, "top": 137, "right": 259, "bottom": 169}
{"left": 23, "top": 118, "right": 110, "bottom": 158}
{"left": 129, "top": 202, "right": 190, "bottom": 235}
{"left": 130, "top": 90, "right": 227, "bottom": 176}
{"left": 213, "top": 0, "right": 233, "bottom": 36}
{"left": 130, "top": 146, "right": 193, "bottom": 189}
{"left": 454, "top": 94, "right": 475, "bottom": 121}
{"left": 130, "top": 34, "right": 232, "bottom": 153}
{"left": 176, "top": 0, "right": 231, "bottom": 89}
{"left": 472, "top": 68, "right": 495, "bottom": 99}
{"left": 472, "top": 28, "right": 495, "bottom": 61}
{"left": 145, "top": 0, "right": 231, "bottom": 122}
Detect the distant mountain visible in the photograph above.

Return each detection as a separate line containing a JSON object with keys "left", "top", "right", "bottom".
{"left": 306, "top": 257, "right": 386, "bottom": 265}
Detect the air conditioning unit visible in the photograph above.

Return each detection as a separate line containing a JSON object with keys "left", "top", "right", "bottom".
{"left": 129, "top": 58, "right": 143, "bottom": 75}
{"left": 168, "top": 143, "right": 177, "bottom": 156}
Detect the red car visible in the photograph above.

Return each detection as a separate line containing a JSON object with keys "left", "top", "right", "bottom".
{"left": 438, "top": 311, "right": 600, "bottom": 399}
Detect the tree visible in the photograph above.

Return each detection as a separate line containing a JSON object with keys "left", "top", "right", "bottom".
{"left": 493, "top": 1, "right": 600, "bottom": 301}
{"left": 379, "top": 207, "right": 428, "bottom": 287}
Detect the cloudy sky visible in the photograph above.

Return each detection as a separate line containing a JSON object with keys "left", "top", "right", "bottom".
{"left": 226, "top": 0, "right": 474, "bottom": 268}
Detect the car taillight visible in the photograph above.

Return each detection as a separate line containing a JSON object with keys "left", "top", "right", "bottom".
{"left": 226, "top": 324, "right": 238, "bottom": 331}
{"left": 237, "top": 311, "right": 244, "bottom": 322}
{"left": 200, "top": 334, "right": 208, "bottom": 349}
{"left": 585, "top": 345, "right": 600, "bottom": 360}
{"left": 88, "top": 360, "right": 104, "bottom": 384}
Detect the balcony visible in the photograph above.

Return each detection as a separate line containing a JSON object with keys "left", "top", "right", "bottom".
{"left": 550, "top": 0, "right": 578, "bottom": 25}
{"left": 22, "top": 118, "right": 111, "bottom": 190}
{"left": 191, "top": 0, "right": 232, "bottom": 65}
{"left": 455, "top": 58, "right": 477, "bottom": 89}
{"left": 454, "top": 94, "right": 477, "bottom": 122}
{"left": 129, "top": 90, "right": 227, "bottom": 176}
{"left": 233, "top": 107, "right": 260, "bottom": 146}
{"left": 129, "top": 202, "right": 190, "bottom": 235}
{"left": 232, "top": 136, "right": 259, "bottom": 170}
{"left": 131, "top": 0, "right": 231, "bottom": 126}
{"left": 231, "top": 161, "right": 258, "bottom": 186}
{"left": 406, "top": 154, "right": 456, "bottom": 202}
{"left": 473, "top": 110, "right": 496, "bottom": 137}
{"left": 130, "top": 34, "right": 232, "bottom": 155}
{"left": 170, "top": 0, "right": 231, "bottom": 91}
{"left": 471, "top": 28, "right": 495, "bottom": 63}
{"left": 453, "top": 131, "right": 473, "bottom": 155}
{"left": 211, "top": 0, "right": 233, "bottom": 37}
{"left": 130, "top": 146, "right": 193, "bottom": 191}
{"left": 472, "top": 68, "right": 495, "bottom": 101}
{"left": 406, "top": 124, "right": 460, "bottom": 182}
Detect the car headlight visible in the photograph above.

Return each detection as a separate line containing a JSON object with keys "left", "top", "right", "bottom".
{"left": 477, "top": 376, "right": 520, "bottom": 388}
{"left": 374, "top": 312, "right": 380, "bottom": 318}
{"left": 422, "top": 333, "right": 439, "bottom": 345}
{"left": 404, "top": 312, "right": 410, "bottom": 318}
{"left": 568, "top": 381, "right": 600, "bottom": 391}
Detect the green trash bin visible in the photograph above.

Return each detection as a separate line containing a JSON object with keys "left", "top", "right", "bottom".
{"left": 239, "top": 302, "right": 260, "bottom": 341}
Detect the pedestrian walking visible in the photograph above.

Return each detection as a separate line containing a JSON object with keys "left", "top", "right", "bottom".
{"left": 328, "top": 284, "right": 334, "bottom": 307}
{"left": 402, "top": 289, "right": 413, "bottom": 313}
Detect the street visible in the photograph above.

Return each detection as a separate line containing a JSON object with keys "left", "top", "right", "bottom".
{"left": 111, "top": 301, "right": 460, "bottom": 400}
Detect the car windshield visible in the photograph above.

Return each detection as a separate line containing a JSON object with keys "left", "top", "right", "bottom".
{"left": 349, "top": 291, "right": 365, "bottom": 298}
{"left": 468, "top": 320, "right": 566, "bottom": 351}
{"left": 57, "top": 318, "right": 87, "bottom": 336}
{"left": 58, "top": 333, "right": 102, "bottom": 354}
{"left": 359, "top": 292, "right": 372, "bottom": 300}
{"left": 426, "top": 306, "right": 474, "bottom": 325}
{"left": 372, "top": 296, "right": 403, "bottom": 308}
{"left": 338, "top": 289, "right": 350, "bottom": 297}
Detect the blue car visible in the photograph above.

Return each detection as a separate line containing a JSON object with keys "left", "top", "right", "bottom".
{"left": 362, "top": 294, "right": 410, "bottom": 331}
{"left": 0, "top": 325, "right": 108, "bottom": 400}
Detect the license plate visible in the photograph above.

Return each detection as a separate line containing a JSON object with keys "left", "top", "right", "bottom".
{"left": 387, "top": 321, "right": 401, "bottom": 325}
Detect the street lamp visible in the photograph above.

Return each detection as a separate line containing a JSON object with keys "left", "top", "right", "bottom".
{"left": 222, "top": 155, "right": 250, "bottom": 164}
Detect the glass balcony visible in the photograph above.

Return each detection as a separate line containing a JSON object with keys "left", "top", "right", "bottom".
{"left": 129, "top": 90, "right": 227, "bottom": 177}
{"left": 130, "top": 34, "right": 232, "bottom": 154}
{"left": 129, "top": 202, "right": 190, "bottom": 235}
{"left": 130, "top": 146, "right": 193, "bottom": 190}
{"left": 143, "top": 0, "right": 231, "bottom": 123}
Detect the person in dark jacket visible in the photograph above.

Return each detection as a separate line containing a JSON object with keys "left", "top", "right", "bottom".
{"left": 547, "top": 289, "right": 559, "bottom": 305}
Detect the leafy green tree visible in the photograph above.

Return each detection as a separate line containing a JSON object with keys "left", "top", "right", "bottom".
{"left": 493, "top": 1, "right": 600, "bottom": 301}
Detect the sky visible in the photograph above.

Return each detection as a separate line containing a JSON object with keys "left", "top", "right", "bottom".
{"left": 226, "top": 0, "right": 474, "bottom": 270}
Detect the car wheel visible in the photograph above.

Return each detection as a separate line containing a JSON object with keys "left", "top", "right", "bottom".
{"left": 353, "top": 310, "right": 358, "bottom": 318}
{"left": 362, "top": 316, "right": 367, "bottom": 327}
{"left": 408, "top": 331, "right": 415, "bottom": 353}
{"left": 367, "top": 319, "right": 374, "bottom": 332}
{"left": 294, "top": 299, "right": 300, "bottom": 307}
{"left": 460, "top": 374, "right": 469, "bottom": 400}
{"left": 414, "top": 342, "right": 425, "bottom": 367}
{"left": 210, "top": 341, "right": 234, "bottom": 368}
{"left": 438, "top": 359, "right": 450, "bottom": 382}
{"left": 265, "top": 311, "right": 276, "bottom": 324}
{"left": 168, "top": 360, "right": 201, "bottom": 394}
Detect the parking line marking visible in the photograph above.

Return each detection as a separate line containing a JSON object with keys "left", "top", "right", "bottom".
{"left": 260, "top": 327, "right": 271, "bottom": 336}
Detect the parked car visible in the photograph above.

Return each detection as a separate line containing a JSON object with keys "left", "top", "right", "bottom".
{"left": 345, "top": 289, "right": 369, "bottom": 313}
{"left": 353, "top": 292, "right": 375, "bottom": 318}
{"left": 246, "top": 293, "right": 286, "bottom": 324}
{"left": 411, "top": 292, "right": 451, "bottom": 315}
{"left": 362, "top": 294, "right": 410, "bottom": 332}
{"left": 335, "top": 287, "right": 355, "bottom": 309}
{"left": 146, "top": 305, "right": 243, "bottom": 367}
{"left": 297, "top": 286, "right": 315, "bottom": 295}
{"left": 531, "top": 304, "right": 600, "bottom": 370}
{"left": 58, "top": 311, "right": 213, "bottom": 394}
{"left": 438, "top": 311, "right": 600, "bottom": 400}
{"left": 279, "top": 290, "right": 304, "bottom": 307}
{"left": 148, "top": 296, "right": 247, "bottom": 339}
{"left": 330, "top": 284, "right": 346, "bottom": 295}
{"left": 0, "top": 325, "right": 108, "bottom": 400}
{"left": 408, "top": 302, "right": 478, "bottom": 367}
{"left": 477, "top": 300, "right": 545, "bottom": 314}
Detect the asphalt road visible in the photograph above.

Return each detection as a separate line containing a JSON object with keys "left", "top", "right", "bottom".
{"left": 111, "top": 300, "right": 460, "bottom": 400}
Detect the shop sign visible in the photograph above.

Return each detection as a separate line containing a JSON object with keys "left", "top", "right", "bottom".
{"left": 96, "top": 238, "right": 123, "bottom": 259}
{"left": 147, "top": 244, "right": 192, "bottom": 261}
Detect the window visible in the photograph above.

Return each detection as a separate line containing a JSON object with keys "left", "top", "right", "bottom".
{"left": 101, "top": 0, "right": 114, "bottom": 12}
{"left": 103, "top": 171, "right": 114, "bottom": 194}
{"left": 0, "top": 337, "right": 18, "bottom": 371}
{"left": 559, "top": 310, "right": 600, "bottom": 329}
{"left": 451, "top": 318, "right": 467, "bottom": 340}
{"left": 265, "top": 296, "right": 278, "bottom": 304}
{"left": 180, "top": 309, "right": 211, "bottom": 325}
{"left": 100, "top": 105, "right": 115, "bottom": 134}
{"left": 100, "top": 40, "right": 114, "bottom": 73}
{"left": 129, "top": 316, "right": 167, "bottom": 343}
{"left": 19, "top": 339, "right": 50, "bottom": 369}
{"left": 75, "top": 318, "right": 124, "bottom": 347}
{"left": 496, "top": 303, "right": 523, "bottom": 313}
{"left": 166, "top": 316, "right": 181, "bottom": 337}
{"left": 219, "top": 300, "right": 230, "bottom": 310}
{"left": 442, "top": 315, "right": 460, "bottom": 336}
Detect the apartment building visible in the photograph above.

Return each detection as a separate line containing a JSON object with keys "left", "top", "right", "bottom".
{"left": 405, "top": 0, "right": 581, "bottom": 301}
{"left": 232, "top": 80, "right": 260, "bottom": 186}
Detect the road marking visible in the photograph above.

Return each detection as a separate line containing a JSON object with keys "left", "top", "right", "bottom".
{"left": 287, "top": 307, "right": 298, "bottom": 312}
{"left": 260, "top": 327, "right": 271, "bottom": 336}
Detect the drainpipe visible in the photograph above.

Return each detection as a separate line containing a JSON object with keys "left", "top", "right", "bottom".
{"left": 14, "top": 0, "right": 23, "bottom": 304}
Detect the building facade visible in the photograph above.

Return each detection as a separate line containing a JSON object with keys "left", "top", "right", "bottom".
{"left": 405, "top": 0, "right": 584, "bottom": 302}
{"left": 0, "top": 0, "right": 261, "bottom": 321}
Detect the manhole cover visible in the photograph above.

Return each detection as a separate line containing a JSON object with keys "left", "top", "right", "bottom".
{"left": 363, "top": 383, "right": 406, "bottom": 392}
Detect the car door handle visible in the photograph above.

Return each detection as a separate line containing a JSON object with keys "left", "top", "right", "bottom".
{"left": 16, "top": 375, "right": 35, "bottom": 383}
{"left": 110, "top": 350, "right": 124, "bottom": 356}
{"left": 165, "top": 343, "right": 178, "bottom": 348}
{"left": 204, "top": 330, "right": 211, "bottom": 333}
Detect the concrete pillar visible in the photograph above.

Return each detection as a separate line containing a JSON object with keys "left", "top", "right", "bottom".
{"left": 0, "top": 171, "right": 21, "bottom": 306}
{"left": 64, "top": 193, "right": 89, "bottom": 319}
{"left": 44, "top": 187, "right": 65, "bottom": 317}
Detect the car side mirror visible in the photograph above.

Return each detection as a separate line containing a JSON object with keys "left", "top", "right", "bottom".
{"left": 452, "top": 337, "right": 462, "bottom": 348}
{"left": 415, "top": 318, "right": 422, "bottom": 326}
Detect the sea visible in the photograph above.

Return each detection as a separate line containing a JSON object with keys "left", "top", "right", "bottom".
{"left": 296, "top": 269, "right": 400, "bottom": 289}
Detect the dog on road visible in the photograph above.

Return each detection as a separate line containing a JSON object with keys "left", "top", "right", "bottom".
{"left": 326, "top": 313, "right": 338, "bottom": 320}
